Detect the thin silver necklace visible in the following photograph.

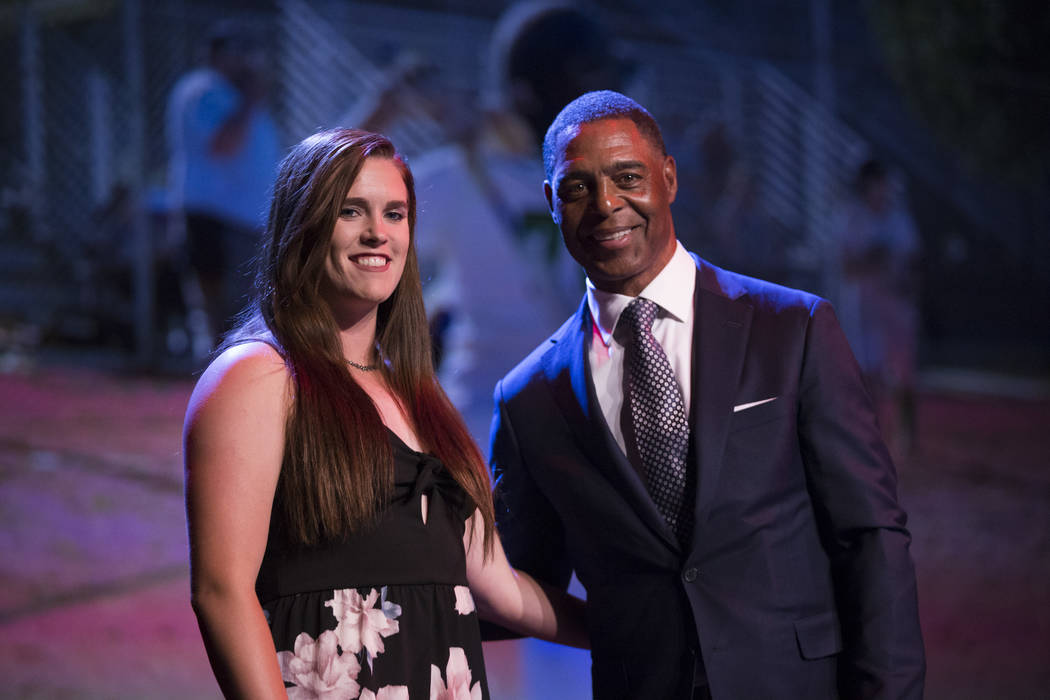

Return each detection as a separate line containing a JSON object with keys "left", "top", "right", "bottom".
{"left": 346, "top": 358, "right": 379, "bottom": 372}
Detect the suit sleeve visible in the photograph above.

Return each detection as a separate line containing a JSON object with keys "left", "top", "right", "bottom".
{"left": 489, "top": 378, "right": 574, "bottom": 590}
{"left": 797, "top": 299, "right": 925, "bottom": 699}
{"left": 478, "top": 378, "right": 573, "bottom": 642}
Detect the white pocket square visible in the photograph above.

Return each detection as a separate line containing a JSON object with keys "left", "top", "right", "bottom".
{"left": 733, "top": 397, "right": 778, "bottom": 413}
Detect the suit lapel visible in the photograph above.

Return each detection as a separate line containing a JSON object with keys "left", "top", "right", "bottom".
{"left": 690, "top": 258, "right": 753, "bottom": 523}
{"left": 542, "top": 299, "right": 681, "bottom": 551}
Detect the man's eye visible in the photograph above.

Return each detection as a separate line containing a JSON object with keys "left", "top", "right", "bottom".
{"left": 617, "top": 173, "right": 641, "bottom": 186}
{"left": 561, "top": 182, "right": 587, "bottom": 198}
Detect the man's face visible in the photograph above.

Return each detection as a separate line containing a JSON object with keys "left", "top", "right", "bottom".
{"left": 545, "top": 118, "right": 677, "bottom": 297}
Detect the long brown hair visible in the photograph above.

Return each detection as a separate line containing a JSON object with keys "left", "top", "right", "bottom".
{"left": 228, "top": 128, "right": 494, "bottom": 552}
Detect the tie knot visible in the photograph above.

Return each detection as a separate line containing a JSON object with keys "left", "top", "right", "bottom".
{"left": 620, "top": 297, "right": 659, "bottom": 338}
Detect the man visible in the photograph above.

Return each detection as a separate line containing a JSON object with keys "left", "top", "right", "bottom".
{"left": 166, "top": 20, "right": 281, "bottom": 356}
{"left": 490, "top": 91, "right": 925, "bottom": 699}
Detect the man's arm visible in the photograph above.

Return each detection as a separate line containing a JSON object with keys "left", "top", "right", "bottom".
{"left": 797, "top": 299, "right": 925, "bottom": 699}
{"left": 489, "top": 379, "right": 574, "bottom": 588}
{"left": 208, "top": 71, "right": 267, "bottom": 157}
{"left": 481, "top": 378, "right": 574, "bottom": 640}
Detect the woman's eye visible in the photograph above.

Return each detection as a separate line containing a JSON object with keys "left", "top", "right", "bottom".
{"left": 386, "top": 211, "right": 405, "bottom": 222}
{"left": 340, "top": 207, "right": 361, "bottom": 218}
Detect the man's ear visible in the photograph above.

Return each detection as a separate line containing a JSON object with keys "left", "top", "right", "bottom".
{"left": 664, "top": 155, "right": 678, "bottom": 204}
{"left": 544, "top": 180, "right": 559, "bottom": 223}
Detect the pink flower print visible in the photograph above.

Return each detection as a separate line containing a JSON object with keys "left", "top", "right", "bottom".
{"left": 359, "top": 687, "right": 410, "bottom": 700}
{"left": 430, "top": 647, "right": 482, "bottom": 700}
{"left": 326, "top": 587, "right": 401, "bottom": 663}
{"left": 276, "top": 630, "right": 361, "bottom": 700}
{"left": 453, "top": 586, "right": 475, "bottom": 615}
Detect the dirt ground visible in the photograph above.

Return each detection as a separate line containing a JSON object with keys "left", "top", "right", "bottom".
{"left": 0, "top": 363, "right": 1046, "bottom": 699}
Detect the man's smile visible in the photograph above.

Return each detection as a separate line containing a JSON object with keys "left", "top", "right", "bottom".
{"left": 588, "top": 224, "right": 641, "bottom": 249}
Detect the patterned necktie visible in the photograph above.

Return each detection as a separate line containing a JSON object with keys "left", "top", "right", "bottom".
{"left": 620, "top": 297, "right": 691, "bottom": 541}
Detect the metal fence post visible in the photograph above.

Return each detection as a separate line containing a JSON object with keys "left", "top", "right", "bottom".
{"left": 123, "top": 0, "right": 153, "bottom": 366}
{"left": 87, "top": 70, "right": 113, "bottom": 206}
{"left": 19, "top": 4, "right": 44, "bottom": 242}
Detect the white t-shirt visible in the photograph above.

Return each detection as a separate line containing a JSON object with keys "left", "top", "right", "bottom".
{"left": 411, "top": 141, "right": 582, "bottom": 447}
{"left": 166, "top": 67, "right": 281, "bottom": 229}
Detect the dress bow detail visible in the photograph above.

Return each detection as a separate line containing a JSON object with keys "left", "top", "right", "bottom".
{"left": 406, "top": 453, "right": 469, "bottom": 519}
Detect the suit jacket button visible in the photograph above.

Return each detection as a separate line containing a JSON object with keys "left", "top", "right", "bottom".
{"left": 683, "top": 567, "right": 699, "bottom": 583}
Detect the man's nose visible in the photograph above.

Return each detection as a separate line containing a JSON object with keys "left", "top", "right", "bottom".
{"left": 593, "top": 180, "right": 624, "bottom": 215}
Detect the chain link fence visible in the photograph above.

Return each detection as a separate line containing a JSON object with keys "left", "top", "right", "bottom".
{"left": 1, "top": 0, "right": 870, "bottom": 368}
{"left": 2, "top": 1, "right": 280, "bottom": 365}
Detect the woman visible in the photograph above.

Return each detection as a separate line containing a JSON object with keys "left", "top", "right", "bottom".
{"left": 184, "top": 128, "right": 586, "bottom": 699}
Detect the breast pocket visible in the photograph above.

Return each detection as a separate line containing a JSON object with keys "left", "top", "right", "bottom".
{"left": 729, "top": 394, "right": 795, "bottom": 433}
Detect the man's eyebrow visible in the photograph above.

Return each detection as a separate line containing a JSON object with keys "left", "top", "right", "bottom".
{"left": 553, "top": 168, "right": 586, "bottom": 187}
{"left": 558, "top": 159, "right": 648, "bottom": 179}
{"left": 607, "top": 160, "right": 647, "bottom": 172}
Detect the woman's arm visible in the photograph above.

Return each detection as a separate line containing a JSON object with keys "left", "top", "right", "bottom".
{"left": 463, "top": 511, "right": 589, "bottom": 649}
{"left": 183, "top": 342, "right": 292, "bottom": 698}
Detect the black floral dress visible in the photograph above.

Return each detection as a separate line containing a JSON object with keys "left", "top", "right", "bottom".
{"left": 256, "top": 431, "right": 489, "bottom": 699}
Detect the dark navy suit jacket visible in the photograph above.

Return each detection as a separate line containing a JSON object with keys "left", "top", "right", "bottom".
{"left": 490, "top": 254, "right": 925, "bottom": 699}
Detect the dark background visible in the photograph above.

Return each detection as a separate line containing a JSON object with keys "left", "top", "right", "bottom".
{"left": 2, "top": 0, "right": 1048, "bottom": 376}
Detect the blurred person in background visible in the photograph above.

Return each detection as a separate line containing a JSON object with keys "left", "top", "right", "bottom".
{"left": 166, "top": 19, "right": 281, "bottom": 359}
{"left": 183, "top": 128, "right": 586, "bottom": 698}
{"left": 831, "top": 158, "right": 922, "bottom": 454}
{"left": 405, "top": 1, "right": 633, "bottom": 446}
{"left": 681, "top": 121, "right": 786, "bottom": 282}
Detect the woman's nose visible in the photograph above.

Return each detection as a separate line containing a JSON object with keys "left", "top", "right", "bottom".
{"left": 360, "top": 216, "right": 389, "bottom": 244}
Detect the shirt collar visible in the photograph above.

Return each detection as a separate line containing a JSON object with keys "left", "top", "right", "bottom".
{"left": 586, "top": 241, "right": 696, "bottom": 347}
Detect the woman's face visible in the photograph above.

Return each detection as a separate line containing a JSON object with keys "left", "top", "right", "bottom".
{"left": 320, "top": 157, "right": 411, "bottom": 319}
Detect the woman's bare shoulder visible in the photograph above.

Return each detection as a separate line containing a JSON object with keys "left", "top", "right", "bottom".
{"left": 187, "top": 341, "right": 292, "bottom": 423}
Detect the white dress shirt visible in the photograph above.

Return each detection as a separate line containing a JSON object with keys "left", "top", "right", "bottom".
{"left": 587, "top": 241, "right": 697, "bottom": 456}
